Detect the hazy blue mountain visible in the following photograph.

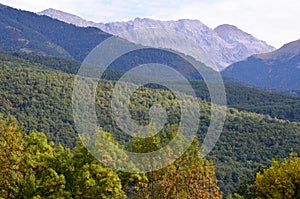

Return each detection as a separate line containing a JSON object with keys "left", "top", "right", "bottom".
{"left": 223, "top": 39, "right": 300, "bottom": 90}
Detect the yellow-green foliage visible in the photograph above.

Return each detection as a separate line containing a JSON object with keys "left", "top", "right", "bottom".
{"left": 0, "top": 116, "right": 223, "bottom": 198}
{"left": 253, "top": 154, "right": 300, "bottom": 199}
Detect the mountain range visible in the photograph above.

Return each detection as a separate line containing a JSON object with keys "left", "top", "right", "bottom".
{"left": 1, "top": 4, "right": 299, "bottom": 92}
{"left": 0, "top": 4, "right": 238, "bottom": 83}
{"left": 223, "top": 39, "right": 300, "bottom": 90}
{"left": 38, "top": 8, "right": 275, "bottom": 71}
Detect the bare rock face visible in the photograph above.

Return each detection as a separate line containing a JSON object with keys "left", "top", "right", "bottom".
{"left": 38, "top": 9, "right": 275, "bottom": 71}
{"left": 215, "top": 24, "right": 275, "bottom": 61}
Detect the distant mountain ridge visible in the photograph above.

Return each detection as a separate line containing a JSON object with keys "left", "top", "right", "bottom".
{"left": 222, "top": 39, "right": 300, "bottom": 90}
{"left": 38, "top": 8, "right": 275, "bottom": 71}
{"left": 0, "top": 4, "right": 222, "bottom": 82}
{"left": 215, "top": 24, "right": 274, "bottom": 59}
{"left": 37, "top": 8, "right": 99, "bottom": 27}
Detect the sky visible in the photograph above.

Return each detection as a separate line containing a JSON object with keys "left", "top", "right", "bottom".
{"left": 1, "top": 0, "right": 299, "bottom": 48}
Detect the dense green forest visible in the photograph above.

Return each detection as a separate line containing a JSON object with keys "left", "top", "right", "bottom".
{"left": 1, "top": 51, "right": 300, "bottom": 197}
{"left": 267, "top": 88, "right": 300, "bottom": 97}
{"left": 8, "top": 51, "right": 300, "bottom": 122}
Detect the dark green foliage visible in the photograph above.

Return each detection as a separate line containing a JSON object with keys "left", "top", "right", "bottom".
{"left": 0, "top": 50, "right": 300, "bottom": 196}
{"left": 0, "top": 51, "right": 76, "bottom": 147}
{"left": 9, "top": 51, "right": 300, "bottom": 122}
{"left": 223, "top": 83, "right": 300, "bottom": 122}
{"left": 11, "top": 51, "right": 82, "bottom": 74}
{"left": 267, "top": 88, "right": 300, "bottom": 97}
{"left": 9, "top": 51, "right": 126, "bottom": 80}
{"left": 210, "top": 111, "right": 300, "bottom": 194}
{"left": 108, "top": 48, "right": 207, "bottom": 80}
{"left": 172, "top": 81, "right": 300, "bottom": 122}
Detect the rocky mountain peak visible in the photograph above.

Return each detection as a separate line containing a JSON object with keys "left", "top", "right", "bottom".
{"left": 38, "top": 8, "right": 276, "bottom": 71}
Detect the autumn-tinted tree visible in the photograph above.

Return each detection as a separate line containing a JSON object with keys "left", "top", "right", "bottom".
{"left": 130, "top": 125, "right": 222, "bottom": 198}
{"left": 0, "top": 116, "right": 26, "bottom": 198}
{"left": 0, "top": 117, "right": 144, "bottom": 198}
{"left": 21, "top": 132, "right": 72, "bottom": 198}
{"left": 253, "top": 153, "right": 300, "bottom": 199}
{"left": 70, "top": 138, "right": 126, "bottom": 199}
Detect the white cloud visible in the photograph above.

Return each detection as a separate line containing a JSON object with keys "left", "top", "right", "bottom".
{"left": 0, "top": 0, "right": 299, "bottom": 48}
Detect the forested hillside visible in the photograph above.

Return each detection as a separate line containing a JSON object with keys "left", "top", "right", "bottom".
{"left": 0, "top": 116, "right": 223, "bottom": 198}
{"left": 6, "top": 51, "right": 300, "bottom": 122}
{"left": 1, "top": 51, "right": 299, "bottom": 196}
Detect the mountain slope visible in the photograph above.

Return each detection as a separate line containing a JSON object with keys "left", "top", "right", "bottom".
{"left": 38, "top": 8, "right": 99, "bottom": 27}
{"left": 222, "top": 39, "right": 300, "bottom": 90}
{"left": 1, "top": 50, "right": 300, "bottom": 196}
{"left": 0, "top": 4, "right": 217, "bottom": 80}
{"left": 0, "top": 4, "right": 111, "bottom": 61}
{"left": 38, "top": 9, "right": 275, "bottom": 71}
{"left": 4, "top": 50, "right": 300, "bottom": 122}
{"left": 215, "top": 24, "right": 275, "bottom": 60}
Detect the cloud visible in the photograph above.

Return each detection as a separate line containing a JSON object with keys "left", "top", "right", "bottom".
{"left": 0, "top": 0, "right": 299, "bottom": 47}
